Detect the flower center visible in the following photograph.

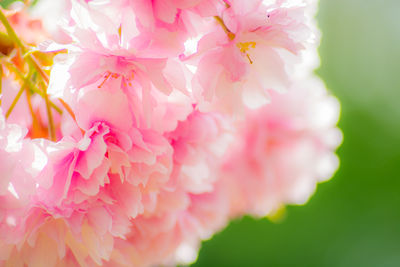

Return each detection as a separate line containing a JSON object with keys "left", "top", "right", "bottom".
{"left": 97, "top": 70, "right": 134, "bottom": 88}
{"left": 237, "top": 42, "right": 256, "bottom": 64}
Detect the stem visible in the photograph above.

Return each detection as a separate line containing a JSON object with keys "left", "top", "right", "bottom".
{"left": 6, "top": 67, "right": 36, "bottom": 119}
{"left": 42, "top": 81, "right": 56, "bottom": 141}
{"left": 58, "top": 98, "right": 76, "bottom": 122}
{"left": 222, "top": 0, "right": 231, "bottom": 8}
{"left": 58, "top": 98, "right": 85, "bottom": 135}
{"left": 1, "top": 8, "right": 56, "bottom": 140}
{"left": 25, "top": 89, "right": 37, "bottom": 122}
{"left": 0, "top": 9, "right": 24, "bottom": 51}
{"left": 0, "top": 9, "right": 49, "bottom": 85}
{"left": 214, "top": 16, "right": 235, "bottom": 40}
{"left": 0, "top": 66, "right": 2, "bottom": 107}
{"left": 29, "top": 54, "right": 49, "bottom": 84}
{"left": 25, "top": 85, "right": 45, "bottom": 138}
{"left": 6, "top": 85, "right": 26, "bottom": 119}
{"left": 4, "top": 61, "right": 62, "bottom": 114}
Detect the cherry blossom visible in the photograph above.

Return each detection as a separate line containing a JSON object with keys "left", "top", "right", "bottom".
{"left": 0, "top": 0, "right": 341, "bottom": 266}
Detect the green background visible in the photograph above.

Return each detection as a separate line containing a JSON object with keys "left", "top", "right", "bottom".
{"left": 2, "top": 0, "right": 399, "bottom": 266}
{"left": 192, "top": 0, "right": 400, "bottom": 266}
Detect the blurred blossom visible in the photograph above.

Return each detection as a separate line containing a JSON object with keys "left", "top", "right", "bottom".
{"left": 222, "top": 77, "right": 342, "bottom": 216}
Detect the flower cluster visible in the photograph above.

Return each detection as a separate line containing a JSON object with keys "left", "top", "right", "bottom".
{"left": 0, "top": 0, "right": 341, "bottom": 266}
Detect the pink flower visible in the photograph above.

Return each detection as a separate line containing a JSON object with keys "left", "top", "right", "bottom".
{"left": 63, "top": 0, "right": 219, "bottom": 57}
{"left": 166, "top": 109, "right": 233, "bottom": 194}
{"left": 49, "top": 47, "right": 190, "bottom": 129}
{"left": 0, "top": 108, "right": 233, "bottom": 266}
{"left": 34, "top": 90, "right": 173, "bottom": 263}
{"left": 1, "top": 7, "right": 49, "bottom": 45}
{"left": 0, "top": 87, "right": 173, "bottom": 265}
{"left": 190, "top": 0, "right": 316, "bottom": 113}
{"left": 0, "top": 109, "right": 46, "bottom": 258}
{"left": 105, "top": 110, "right": 233, "bottom": 266}
{"left": 0, "top": 1, "right": 342, "bottom": 266}
{"left": 222, "top": 77, "right": 342, "bottom": 216}
{"left": 30, "top": 0, "right": 73, "bottom": 43}
{"left": 109, "top": 181, "right": 230, "bottom": 267}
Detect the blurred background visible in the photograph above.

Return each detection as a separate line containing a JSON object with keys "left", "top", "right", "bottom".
{"left": 1, "top": 0, "right": 399, "bottom": 266}
{"left": 191, "top": 0, "right": 400, "bottom": 266}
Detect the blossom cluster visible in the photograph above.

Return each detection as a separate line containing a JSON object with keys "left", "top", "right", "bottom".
{"left": 0, "top": 0, "right": 341, "bottom": 266}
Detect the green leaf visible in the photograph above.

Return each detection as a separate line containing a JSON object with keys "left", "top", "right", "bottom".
{"left": 0, "top": 0, "right": 23, "bottom": 9}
